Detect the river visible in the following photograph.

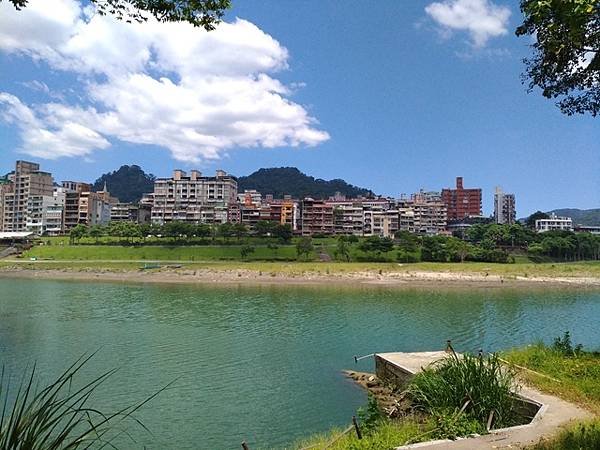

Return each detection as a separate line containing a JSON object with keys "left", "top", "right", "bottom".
{"left": 1, "top": 278, "right": 599, "bottom": 449}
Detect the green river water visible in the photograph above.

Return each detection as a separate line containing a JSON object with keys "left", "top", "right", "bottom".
{"left": 1, "top": 278, "right": 599, "bottom": 449}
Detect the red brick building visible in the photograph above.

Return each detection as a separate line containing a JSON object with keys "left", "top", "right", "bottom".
{"left": 441, "top": 177, "right": 482, "bottom": 220}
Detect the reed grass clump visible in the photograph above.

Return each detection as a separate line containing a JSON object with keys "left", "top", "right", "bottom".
{"left": 406, "top": 353, "right": 519, "bottom": 430}
{"left": 0, "top": 355, "right": 158, "bottom": 449}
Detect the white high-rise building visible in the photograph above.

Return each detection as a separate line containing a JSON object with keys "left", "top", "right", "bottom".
{"left": 151, "top": 169, "right": 238, "bottom": 224}
{"left": 494, "top": 187, "right": 516, "bottom": 225}
{"left": 26, "top": 188, "right": 66, "bottom": 236}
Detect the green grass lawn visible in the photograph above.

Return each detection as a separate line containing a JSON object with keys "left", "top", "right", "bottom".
{"left": 503, "top": 343, "right": 600, "bottom": 449}
{"left": 22, "top": 244, "right": 304, "bottom": 261}
{"left": 288, "top": 419, "right": 433, "bottom": 450}
{"left": 5, "top": 243, "right": 600, "bottom": 279}
{"left": 503, "top": 344, "right": 600, "bottom": 415}
{"left": 41, "top": 235, "right": 339, "bottom": 247}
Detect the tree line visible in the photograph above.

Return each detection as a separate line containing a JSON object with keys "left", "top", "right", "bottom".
{"left": 66, "top": 220, "right": 600, "bottom": 263}
{"left": 333, "top": 223, "right": 600, "bottom": 263}
{"left": 68, "top": 221, "right": 293, "bottom": 245}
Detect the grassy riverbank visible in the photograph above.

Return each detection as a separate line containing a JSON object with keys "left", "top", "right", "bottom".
{"left": 4, "top": 243, "right": 600, "bottom": 278}
{"left": 503, "top": 344, "right": 600, "bottom": 449}
{"left": 294, "top": 343, "right": 600, "bottom": 450}
{"left": 2, "top": 256, "right": 600, "bottom": 289}
{"left": 504, "top": 344, "right": 600, "bottom": 415}
{"left": 291, "top": 420, "right": 433, "bottom": 450}
{"left": 0, "top": 256, "right": 600, "bottom": 288}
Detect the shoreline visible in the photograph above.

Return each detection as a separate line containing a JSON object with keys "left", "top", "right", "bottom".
{"left": 2, "top": 266, "right": 600, "bottom": 290}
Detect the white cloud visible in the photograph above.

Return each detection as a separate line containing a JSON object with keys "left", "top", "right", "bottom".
{"left": 0, "top": 0, "right": 329, "bottom": 162}
{"left": 19, "top": 80, "right": 50, "bottom": 94}
{"left": 0, "top": 92, "right": 110, "bottom": 158}
{"left": 19, "top": 80, "right": 66, "bottom": 100}
{"left": 425, "top": 0, "right": 511, "bottom": 48}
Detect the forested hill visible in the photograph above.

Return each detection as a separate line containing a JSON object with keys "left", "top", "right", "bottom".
{"left": 93, "top": 165, "right": 155, "bottom": 203}
{"left": 549, "top": 209, "right": 600, "bottom": 226}
{"left": 92, "top": 165, "right": 373, "bottom": 202}
{"left": 237, "top": 167, "right": 375, "bottom": 199}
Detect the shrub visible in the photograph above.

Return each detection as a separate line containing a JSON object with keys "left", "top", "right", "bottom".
{"left": 430, "top": 408, "right": 485, "bottom": 440}
{"left": 296, "top": 237, "right": 314, "bottom": 260}
{"left": 397, "top": 250, "right": 420, "bottom": 263}
{"left": 552, "top": 331, "right": 583, "bottom": 357}
{"left": 240, "top": 245, "right": 255, "bottom": 259}
{"left": 357, "top": 395, "right": 383, "bottom": 433}
{"left": 468, "top": 248, "right": 512, "bottom": 263}
{"left": 354, "top": 252, "right": 394, "bottom": 262}
{"left": 406, "top": 353, "right": 518, "bottom": 431}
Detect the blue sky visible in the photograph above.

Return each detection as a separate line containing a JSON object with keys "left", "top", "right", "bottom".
{"left": 0, "top": 0, "right": 598, "bottom": 216}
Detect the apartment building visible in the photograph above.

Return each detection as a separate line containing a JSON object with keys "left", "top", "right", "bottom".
{"left": 239, "top": 204, "right": 272, "bottom": 227}
{"left": 226, "top": 194, "right": 299, "bottom": 231}
{"left": 60, "top": 181, "right": 117, "bottom": 229}
{"left": 364, "top": 208, "right": 399, "bottom": 238}
{"left": 151, "top": 169, "right": 237, "bottom": 224}
{"left": 61, "top": 182, "right": 92, "bottom": 232}
{"left": 26, "top": 188, "right": 66, "bottom": 235}
{"left": 398, "top": 190, "right": 447, "bottom": 235}
{"left": 331, "top": 201, "right": 365, "bottom": 235}
{"left": 0, "top": 178, "right": 13, "bottom": 232}
{"left": 302, "top": 198, "right": 399, "bottom": 237}
{"left": 111, "top": 202, "right": 151, "bottom": 224}
{"left": 536, "top": 214, "right": 573, "bottom": 233}
{"left": 494, "top": 187, "right": 516, "bottom": 225}
{"left": 362, "top": 199, "right": 398, "bottom": 237}
{"left": 441, "top": 177, "right": 482, "bottom": 220}
{"left": 301, "top": 198, "right": 334, "bottom": 235}
{"left": 238, "top": 190, "right": 262, "bottom": 206}
{"left": 271, "top": 199, "right": 298, "bottom": 229}
{"left": 62, "top": 181, "right": 92, "bottom": 193}
{"left": 77, "top": 190, "right": 117, "bottom": 226}
{"left": 227, "top": 203, "right": 241, "bottom": 224}
{"left": 2, "top": 161, "right": 53, "bottom": 232}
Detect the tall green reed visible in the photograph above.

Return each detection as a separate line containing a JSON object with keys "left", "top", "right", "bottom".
{"left": 406, "top": 352, "right": 518, "bottom": 430}
{"left": 0, "top": 354, "right": 165, "bottom": 449}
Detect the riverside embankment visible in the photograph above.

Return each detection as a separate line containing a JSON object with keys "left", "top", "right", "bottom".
{"left": 1, "top": 260, "right": 600, "bottom": 288}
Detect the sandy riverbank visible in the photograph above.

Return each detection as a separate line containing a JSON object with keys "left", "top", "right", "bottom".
{"left": 1, "top": 265, "right": 599, "bottom": 289}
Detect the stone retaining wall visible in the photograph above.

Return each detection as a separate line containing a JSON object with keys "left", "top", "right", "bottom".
{"left": 375, "top": 354, "right": 415, "bottom": 388}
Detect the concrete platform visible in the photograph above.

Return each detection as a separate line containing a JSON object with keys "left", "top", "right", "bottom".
{"left": 378, "top": 351, "right": 449, "bottom": 374}
{"left": 371, "top": 351, "right": 592, "bottom": 449}
{"left": 375, "top": 351, "right": 450, "bottom": 390}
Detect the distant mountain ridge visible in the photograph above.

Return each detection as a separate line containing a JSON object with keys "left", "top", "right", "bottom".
{"left": 237, "top": 167, "right": 375, "bottom": 199}
{"left": 91, "top": 165, "right": 374, "bottom": 203}
{"left": 549, "top": 208, "right": 600, "bottom": 226}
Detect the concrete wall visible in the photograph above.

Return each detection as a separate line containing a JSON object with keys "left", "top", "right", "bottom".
{"left": 375, "top": 354, "right": 415, "bottom": 388}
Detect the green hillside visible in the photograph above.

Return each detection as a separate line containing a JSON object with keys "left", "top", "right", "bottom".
{"left": 237, "top": 167, "right": 374, "bottom": 199}
{"left": 550, "top": 208, "right": 600, "bottom": 226}
{"left": 92, "top": 165, "right": 155, "bottom": 203}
